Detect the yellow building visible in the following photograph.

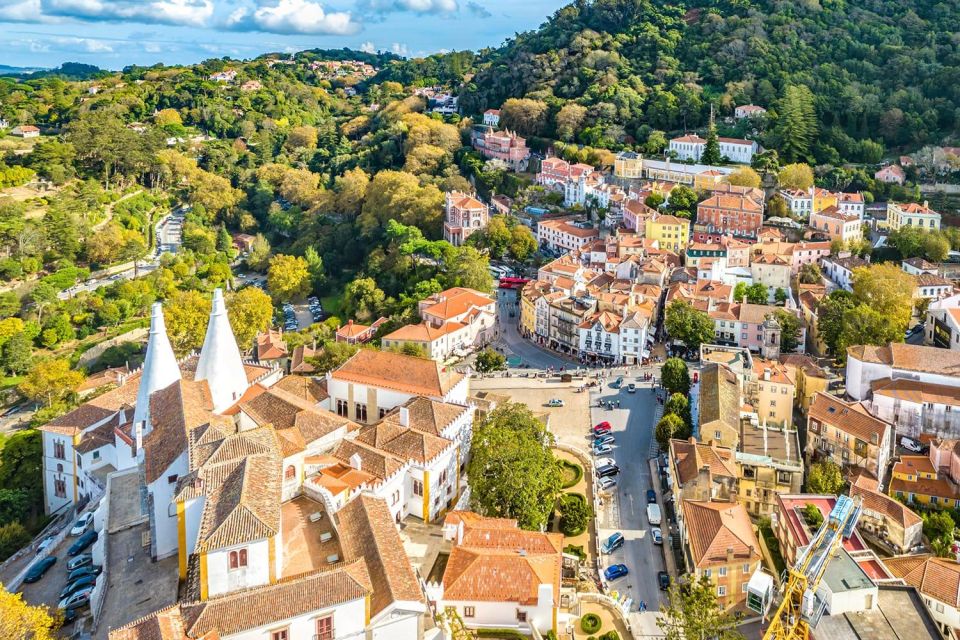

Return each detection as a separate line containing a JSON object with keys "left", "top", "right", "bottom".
{"left": 613, "top": 151, "right": 643, "bottom": 179}
{"left": 812, "top": 188, "right": 838, "bottom": 215}
{"left": 693, "top": 169, "right": 726, "bottom": 190}
{"left": 736, "top": 421, "right": 804, "bottom": 518}
{"left": 645, "top": 213, "right": 691, "bottom": 253}
{"left": 887, "top": 201, "right": 941, "bottom": 232}
{"left": 519, "top": 281, "right": 539, "bottom": 338}
{"left": 779, "top": 354, "right": 832, "bottom": 415}
{"left": 806, "top": 392, "right": 893, "bottom": 480}
{"left": 889, "top": 455, "right": 960, "bottom": 508}
{"left": 750, "top": 358, "right": 795, "bottom": 428}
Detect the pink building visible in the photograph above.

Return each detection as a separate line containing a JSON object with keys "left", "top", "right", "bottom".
{"left": 791, "top": 240, "right": 832, "bottom": 273}
{"left": 875, "top": 165, "right": 906, "bottom": 185}
{"left": 443, "top": 191, "right": 489, "bottom": 246}
{"left": 472, "top": 127, "right": 530, "bottom": 171}
{"left": 536, "top": 157, "right": 596, "bottom": 188}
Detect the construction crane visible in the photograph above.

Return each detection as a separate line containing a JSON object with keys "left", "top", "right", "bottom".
{"left": 748, "top": 494, "right": 863, "bottom": 640}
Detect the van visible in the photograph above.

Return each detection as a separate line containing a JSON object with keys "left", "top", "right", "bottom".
{"left": 602, "top": 532, "right": 624, "bottom": 554}
{"left": 646, "top": 503, "right": 662, "bottom": 525}
{"left": 900, "top": 436, "right": 924, "bottom": 453}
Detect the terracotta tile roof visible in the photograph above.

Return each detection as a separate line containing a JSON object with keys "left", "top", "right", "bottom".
{"left": 894, "top": 455, "right": 937, "bottom": 477}
{"left": 272, "top": 374, "right": 327, "bottom": 403}
{"left": 871, "top": 378, "right": 960, "bottom": 406}
{"left": 332, "top": 349, "right": 464, "bottom": 398}
{"left": 809, "top": 392, "right": 889, "bottom": 444}
{"left": 379, "top": 396, "right": 469, "bottom": 437}
{"left": 336, "top": 494, "right": 425, "bottom": 615}
{"left": 698, "top": 363, "right": 742, "bottom": 433}
{"left": 680, "top": 500, "right": 760, "bottom": 568}
{"left": 75, "top": 413, "right": 125, "bottom": 454}
{"left": 77, "top": 365, "right": 130, "bottom": 393}
{"left": 420, "top": 287, "right": 495, "bottom": 322}
{"left": 883, "top": 554, "right": 960, "bottom": 607}
{"left": 916, "top": 273, "right": 952, "bottom": 287}
{"left": 698, "top": 194, "right": 763, "bottom": 214}
{"left": 889, "top": 474, "right": 960, "bottom": 502}
{"left": 847, "top": 343, "right": 960, "bottom": 377}
{"left": 333, "top": 438, "right": 406, "bottom": 481}
{"left": 904, "top": 257, "right": 937, "bottom": 270}
{"left": 752, "top": 358, "right": 794, "bottom": 386}
{"left": 240, "top": 386, "right": 355, "bottom": 447}
{"left": 444, "top": 511, "right": 519, "bottom": 530}
{"left": 850, "top": 475, "right": 921, "bottom": 530}
{"left": 354, "top": 420, "right": 453, "bottom": 465}
{"left": 442, "top": 512, "right": 562, "bottom": 605}
{"left": 42, "top": 371, "right": 142, "bottom": 436}
{"left": 448, "top": 192, "right": 486, "bottom": 210}
{"left": 336, "top": 320, "right": 372, "bottom": 339}
{"left": 383, "top": 321, "right": 466, "bottom": 342}
{"left": 718, "top": 136, "right": 755, "bottom": 145}
{"left": 736, "top": 303, "right": 782, "bottom": 325}
{"left": 255, "top": 329, "right": 287, "bottom": 361}
{"left": 672, "top": 134, "right": 706, "bottom": 143}
{"left": 108, "top": 604, "right": 197, "bottom": 640}
{"left": 812, "top": 205, "right": 859, "bottom": 222}
{"left": 669, "top": 438, "right": 737, "bottom": 485}
{"left": 311, "top": 461, "right": 376, "bottom": 496}
{"left": 779, "top": 354, "right": 829, "bottom": 379}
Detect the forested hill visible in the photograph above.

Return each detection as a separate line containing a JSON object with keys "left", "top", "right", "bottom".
{"left": 388, "top": 0, "right": 960, "bottom": 163}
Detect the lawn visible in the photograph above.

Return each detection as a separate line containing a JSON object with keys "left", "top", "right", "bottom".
{"left": 320, "top": 295, "right": 344, "bottom": 322}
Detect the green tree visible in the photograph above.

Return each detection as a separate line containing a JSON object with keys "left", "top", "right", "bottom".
{"left": 1, "top": 333, "right": 32, "bottom": 375}
{"left": 774, "top": 85, "right": 818, "bottom": 163}
{"left": 343, "top": 277, "right": 386, "bottom": 323}
{"left": 664, "top": 299, "right": 714, "bottom": 350}
{"left": 247, "top": 233, "right": 272, "bottom": 272}
{"left": 774, "top": 310, "right": 802, "bottom": 353}
{"left": 467, "top": 402, "right": 561, "bottom": 530}
{"left": 798, "top": 263, "right": 822, "bottom": 285}
{"left": 475, "top": 348, "right": 507, "bottom": 373}
{"left": 0, "top": 429, "right": 43, "bottom": 521}
{"left": 725, "top": 166, "right": 761, "bottom": 188}
{"left": 658, "top": 575, "right": 743, "bottom": 640}
{"left": 817, "top": 290, "right": 857, "bottom": 357}
{"left": 18, "top": 360, "right": 84, "bottom": 407}
{"left": 661, "top": 358, "right": 690, "bottom": 396}
{"left": 215, "top": 224, "right": 232, "bottom": 254}
{"left": 267, "top": 254, "right": 311, "bottom": 301}
{"left": 802, "top": 503, "right": 824, "bottom": 528}
{"left": 774, "top": 288, "right": 789, "bottom": 305}
{"left": 664, "top": 393, "right": 692, "bottom": 431}
{"left": 666, "top": 185, "right": 698, "bottom": 218}
{"left": 923, "top": 510, "right": 955, "bottom": 544}
{"left": 701, "top": 116, "right": 721, "bottom": 165}
{"left": 499, "top": 98, "right": 549, "bottom": 137}
{"left": 309, "top": 342, "right": 360, "bottom": 374}
{"left": 745, "top": 283, "right": 769, "bottom": 304}
{"left": 806, "top": 459, "right": 844, "bottom": 494}
{"left": 446, "top": 246, "right": 493, "bottom": 292}
{"left": 303, "top": 246, "right": 326, "bottom": 289}
{"left": 228, "top": 287, "right": 274, "bottom": 352}
{"left": 508, "top": 225, "right": 537, "bottom": 262}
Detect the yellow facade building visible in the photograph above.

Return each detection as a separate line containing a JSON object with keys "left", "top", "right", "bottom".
{"left": 645, "top": 214, "right": 691, "bottom": 253}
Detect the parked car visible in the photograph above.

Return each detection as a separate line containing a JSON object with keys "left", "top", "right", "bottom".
{"left": 593, "top": 443, "right": 613, "bottom": 456}
{"left": 646, "top": 489, "right": 657, "bottom": 504}
{"left": 597, "top": 477, "right": 618, "bottom": 491}
{"left": 58, "top": 587, "right": 94, "bottom": 611}
{"left": 593, "top": 434, "right": 615, "bottom": 446}
{"left": 24, "top": 556, "right": 57, "bottom": 583}
{"left": 68, "top": 530, "right": 97, "bottom": 557}
{"left": 657, "top": 571, "right": 670, "bottom": 590}
{"left": 627, "top": 383, "right": 636, "bottom": 393}
{"left": 611, "top": 377, "right": 623, "bottom": 388}
{"left": 70, "top": 513, "right": 94, "bottom": 537}
{"left": 67, "top": 565, "right": 102, "bottom": 583}
{"left": 66, "top": 554, "right": 93, "bottom": 572}
{"left": 651, "top": 528, "right": 663, "bottom": 545}
{"left": 595, "top": 457, "right": 616, "bottom": 469}
{"left": 596, "top": 464, "right": 621, "bottom": 478}
{"left": 592, "top": 422, "right": 612, "bottom": 434}
{"left": 602, "top": 532, "right": 625, "bottom": 554}
{"left": 59, "top": 575, "right": 96, "bottom": 600}
{"left": 546, "top": 398, "right": 564, "bottom": 407}
{"left": 900, "top": 436, "right": 924, "bottom": 453}
{"left": 604, "top": 564, "right": 629, "bottom": 581}
{"left": 646, "top": 503, "right": 662, "bottom": 525}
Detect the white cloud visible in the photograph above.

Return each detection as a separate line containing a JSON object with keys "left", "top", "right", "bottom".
{"left": 359, "top": 40, "right": 376, "bottom": 53}
{"left": 227, "top": 0, "right": 359, "bottom": 35}
{"left": 390, "top": 42, "right": 407, "bottom": 55}
{"left": 357, "top": 0, "right": 456, "bottom": 15}
{"left": 39, "top": 0, "right": 213, "bottom": 27}
{"left": 0, "top": 0, "right": 59, "bottom": 22}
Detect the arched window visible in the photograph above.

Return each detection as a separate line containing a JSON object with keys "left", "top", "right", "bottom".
{"left": 229, "top": 549, "right": 247, "bottom": 569}
{"left": 285, "top": 465, "right": 296, "bottom": 480}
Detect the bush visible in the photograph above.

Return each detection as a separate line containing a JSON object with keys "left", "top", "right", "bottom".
{"left": 558, "top": 459, "right": 584, "bottom": 489}
{"left": 559, "top": 492, "right": 591, "bottom": 537}
{"left": 0, "top": 521, "right": 30, "bottom": 561}
{"left": 600, "top": 632, "right": 620, "bottom": 640}
{"left": 580, "top": 613, "right": 602, "bottom": 634}
{"left": 563, "top": 543, "right": 586, "bottom": 561}
{"left": 476, "top": 629, "right": 527, "bottom": 639}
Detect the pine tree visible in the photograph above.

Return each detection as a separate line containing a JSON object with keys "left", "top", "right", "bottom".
{"left": 775, "top": 85, "right": 818, "bottom": 162}
{"left": 701, "top": 106, "right": 722, "bottom": 165}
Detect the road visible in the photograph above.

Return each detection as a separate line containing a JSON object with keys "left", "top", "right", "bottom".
{"left": 592, "top": 377, "right": 668, "bottom": 615}
{"left": 494, "top": 290, "right": 571, "bottom": 370}
{"left": 59, "top": 207, "right": 186, "bottom": 301}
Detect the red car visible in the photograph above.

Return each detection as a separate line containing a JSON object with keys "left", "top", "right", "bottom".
{"left": 592, "top": 421, "right": 612, "bottom": 434}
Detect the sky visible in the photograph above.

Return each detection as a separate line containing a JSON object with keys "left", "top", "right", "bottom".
{"left": 0, "top": 0, "right": 563, "bottom": 69}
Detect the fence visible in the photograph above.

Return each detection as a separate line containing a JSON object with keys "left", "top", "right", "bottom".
{"left": 4, "top": 505, "right": 73, "bottom": 592}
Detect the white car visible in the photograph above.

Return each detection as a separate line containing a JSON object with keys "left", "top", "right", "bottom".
{"left": 70, "top": 512, "right": 94, "bottom": 537}
{"left": 598, "top": 476, "right": 618, "bottom": 491}
{"left": 595, "top": 457, "right": 616, "bottom": 468}
{"left": 546, "top": 398, "right": 564, "bottom": 407}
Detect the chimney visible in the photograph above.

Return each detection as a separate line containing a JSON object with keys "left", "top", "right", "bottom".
{"left": 763, "top": 368, "right": 771, "bottom": 381}
{"left": 726, "top": 547, "right": 735, "bottom": 564}
{"left": 132, "top": 302, "right": 180, "bottom": 437}
{"left": 399, "top": 406, "right": 410, "bottom": 427}
{"left": 350, "top": 453, "right": 362, "bottom": 470}
{"left": 195, "top": 289, "right": 248, "bottom": 414}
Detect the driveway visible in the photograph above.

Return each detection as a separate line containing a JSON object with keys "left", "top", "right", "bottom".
{"left": 591, "top": 376, "right": 668, "bottom": 614}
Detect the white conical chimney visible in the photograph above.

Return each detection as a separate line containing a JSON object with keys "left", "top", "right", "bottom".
{"left": 195, "top": 288, "right": 248, "bottom": 413}
{"left": 133, "top": 303, "right": 180, "bottom": 448}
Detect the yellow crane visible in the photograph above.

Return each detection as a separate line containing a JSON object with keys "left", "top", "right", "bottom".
{"left": 748, "top": 494, "right": 863, "bottom": 640}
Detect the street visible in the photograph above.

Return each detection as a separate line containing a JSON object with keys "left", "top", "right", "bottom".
{"left": 494, "top": 291, "right": 571, "bottom": 370}
{"left": 592, "top": 380, "right": 669, "bottom": 617}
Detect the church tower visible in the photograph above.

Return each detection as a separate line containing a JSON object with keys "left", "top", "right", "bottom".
{"left": 195, "top": 288, "right": 248, "bottom": 413}
{"left": 134, "top": 303, "right": 180, "bottom": 448}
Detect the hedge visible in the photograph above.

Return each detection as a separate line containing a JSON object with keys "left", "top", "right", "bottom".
{"left": 559, "top": 459, "right": 584, "bottom": 489}
{"left": 580, "top": 613, "right": 602, "bottom": 634}
{"left": 476, "top": 629, "right": 527, "bottom": 639}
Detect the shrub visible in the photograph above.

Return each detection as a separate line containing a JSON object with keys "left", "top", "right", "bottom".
{"left": 476, "top": 629, "right": 526, "bottom": 639}
{"left": 559, "top": 492, "right": 591, "bottom": 537}
{"left": 558, "top": 459, "right": 584, "bottom": 489}
{"left": 580, "top": 613, "right": 602, "bottom": 634}
{"left": 0, "top": 521, "right": 30, "bottom": 561}
{"left": 600, "top": 632, "right": 620, "bottom": 640}
{"left": 563, "top": 543, "right": 586, "bottom": 561}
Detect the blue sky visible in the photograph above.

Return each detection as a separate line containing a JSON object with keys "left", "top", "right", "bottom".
{"left": 0, "top": 0, "right": 562, "bottom": 69}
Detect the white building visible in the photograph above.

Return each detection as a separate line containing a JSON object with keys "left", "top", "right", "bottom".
{"left": 926, "top": 294, "right": 960, "bottom": 349}
{"left": 735, "top": 105, "right": 767, "bottom": 119}
{"left": 845, "top": 342, "right": 960, "bottom": 402}
{"left": 482, "top": 109, "right": 500, "bottom": 127}
{"left": 669, "top": 134, "right": 758, "bottom": 164}
{"left": 425, "top": 511, "right": 564, "bottom": 636}
{"left": 883, "top": 554, "right": 960, "bottom": 639}
{"left": 536, "top": 218, "right": 599, "bottom": 254}
{"left": 821, "top": 255, "right": 869, "bottom": 291}
{"left": 578, "top": 310, "right": 622, "bottom": 364}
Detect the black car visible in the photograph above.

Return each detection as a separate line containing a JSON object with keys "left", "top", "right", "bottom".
{"left": 596, "top": 464, "right": 621, "bottom": 478}
{"left": 658, "top": 571, "right": 670, "bottom": 590}
{"left": 67, "top": 565, "right": 102, "bottom": 583}
{"left": 646, "top": 489, "right": 657, "bottom": 504}
{"left": 59, "top": 575, "right": 96, "bottom": 600}
{"left": 24, "top": 556, "right": 57, "bottom": 583}
{"left": 68, "top": 530, "right": 97, "bottom": 557}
